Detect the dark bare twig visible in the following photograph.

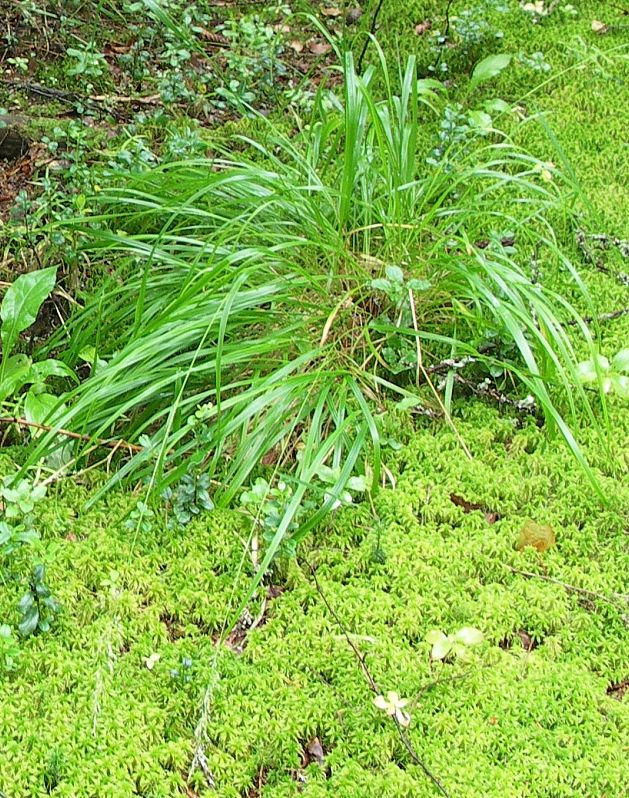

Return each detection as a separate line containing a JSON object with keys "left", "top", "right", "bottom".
{"left": 431, "top": 0, "right": 456, "bottom": 73}
{"left": 357, "top": 0, "right": 386, "bottom": 74}
{"left": 565, "top": 307, "right": 629, "bottom": 327}
{"left": 0, "top": 78, "right": 78, "bottom": 104}
{"left": 0, "top": 416, "right": 143, "bottom": 453}
{"left": 576, "top": 230, "right": 629, "bottom": 287}
{"left": 447, "top": 374, "right": 536, "bottom": 415}
{"left": 504, "top": 565, "right": 629, "bottom": 609}
{"left": 306, "top": 559, "right": 451, "bottom": 798}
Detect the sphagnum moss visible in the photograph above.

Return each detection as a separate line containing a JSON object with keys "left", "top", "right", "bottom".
{"left": 1, "top": 398, "right": 629, "bottom": 797}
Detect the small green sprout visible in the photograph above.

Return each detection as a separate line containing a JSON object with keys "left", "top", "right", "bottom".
{"left": 426, "top": 627, "right": 484, "bottom": 661}
{"left": 370, "top": 264, "right": 430, "bottom": 306}
{"left": 0, "top": 477, "right": 46, "bottom": 519}
{"left": 576, "top": 349, "right": 629, "bottom": 397}
{"left": 18, "top": 565, "right": 60, "bottom": 637}
{"left": 0, "top": 625, "right": 20, "bottom": 672}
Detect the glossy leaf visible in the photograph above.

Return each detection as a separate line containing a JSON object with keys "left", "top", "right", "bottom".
{"left": 469, "top": 54, "right": 512, "bottom": 92}
{"left": 1, "top": 268, "right": 56, "bottom": 359}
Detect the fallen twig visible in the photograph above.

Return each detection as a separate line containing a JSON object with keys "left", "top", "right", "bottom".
{"left": 0, "top": 78, "right": 78, "bottom": 104}
{"left": 576, "top": 230, "right": 629, "bottom": 287}
{"left": 504, "top": 564, "right": 629, "bottom": 609}
{"left": 0, "top": 416, "right": 143, "bottom": 453}
{"left": 306, "top": 559, "right": 451, "bottom": 798}
{"left": 565, "top": 307, "right": 629, "bottom": 326}
{"left": 447, "top": 374, "right": 537, "bottom": 415}
{"left": 89, "top": 93, "right": 162, "bottom": 105}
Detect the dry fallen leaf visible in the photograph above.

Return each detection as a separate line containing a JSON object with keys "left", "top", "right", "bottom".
{"left": 198, "top": 28, "right": 229, "bottom": 46}
{"left": 516, "top": 520, "right": 556, "bottom": 552}
{"left": 450, "top": 493, "right": 500, "bottom": 524}
{"left": 415, "top": 19, "right": 432, "bottom": 36}
{"left": 308, "top": 40, "right": 333, "bottom": 55}
{"left": 517, "top": 629, "right": 535, "bottom": 651}
{"left": 591, "top": 20, "right": 609, "bottom": 33}
{"left": 304, "top": 737, "right": 326, "bottom": 767}
{"left": 289, "top": 40, "right": 304, "bottom": 53}
{"left": 321, "top": 6, "right": 342, "bottom": 16}
{"left": 346, "top": 7, "right": 363, "bottom": 24}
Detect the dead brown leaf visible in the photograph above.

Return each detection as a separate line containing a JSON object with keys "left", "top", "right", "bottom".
{"left": 289, "top": 40, "right": 305, "bottom": 54}
{"left": 499, "top": 629, "right": 537, "bottom": 652}
{"left": 415, "top": 19, "right": 432, "bottom": 36}
{"left": 516, "top": 629, "right": 535, "bottom": 651}
{"left": 607, "top": 678, "right": 628, "bottom": 700}
{"left": 198, "top": 28, "right": 229, "bottom": 46}
{"left": 516, "top": 520, "right": 555, "bottom": 552}
{"left": 321, "top": 6, "right": 342, "bottom": 17}
{"left": 450, "top": 493, "right": 500, "bottom": 524}
{"left": 303, "top": 737, "right": 326, "bottom": 767}
{"left": 308, "top": 40, "right": 333, "bottom": 56}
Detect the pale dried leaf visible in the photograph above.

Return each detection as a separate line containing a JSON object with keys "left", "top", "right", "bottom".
{"left": 308, "top": 40, "right": 332, "bottom": 55}
{"left": 396, "top": 709, "right": 411, "bottom": 727}
{"left": 516, "top": 520, "right": 556, "bottom": 552}
{"left": 415, "top": 20, "right": 432, "bottom": 35}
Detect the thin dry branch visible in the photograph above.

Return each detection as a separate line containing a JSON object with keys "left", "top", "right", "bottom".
{"left": 0, "top": 416, "right": 143, "bottom": 453}
{"left": 306, "top": 559, "right": 451, "bottom": 798}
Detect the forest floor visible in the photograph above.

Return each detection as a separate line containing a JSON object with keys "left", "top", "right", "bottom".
{"left": 0, "top": 2, "right": 628, "bottom": 797}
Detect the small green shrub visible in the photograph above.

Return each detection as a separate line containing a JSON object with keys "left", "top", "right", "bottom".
{"left": 0, "top": 268, "right": 76, "bottom": 425}
{"left": 17, "top": 564, "right": 60, "bottom": 637}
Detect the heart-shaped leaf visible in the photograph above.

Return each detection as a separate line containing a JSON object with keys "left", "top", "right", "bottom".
{"left": 25, "top": 390, "right": 62, "bottom": 428}
{"left": 426, "top": 630, "right": 452, "bottom": 660}
{"left": 0, "top": 354, "right": 32, "bottom": 401}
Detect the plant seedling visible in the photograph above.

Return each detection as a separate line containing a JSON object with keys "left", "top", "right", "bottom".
{"left": 18, "top": 565, "right": 60, "bottom": 637}
{"left": 426, "top": 626, "right": 484, "bottom": 661}
{"left": 0, "top": 625, "right": 20, "bottom": 672}
{"left": 576, "top": 349, "right": 629, "bottom": 397}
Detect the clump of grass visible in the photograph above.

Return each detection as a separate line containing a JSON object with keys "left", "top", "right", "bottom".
{"left": 27, "top": 47, "right": 604, "bottom": 562}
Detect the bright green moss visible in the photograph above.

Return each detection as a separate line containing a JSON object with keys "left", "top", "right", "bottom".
{"left": 1, "top": 393, "right": 628, "bottom": 796}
